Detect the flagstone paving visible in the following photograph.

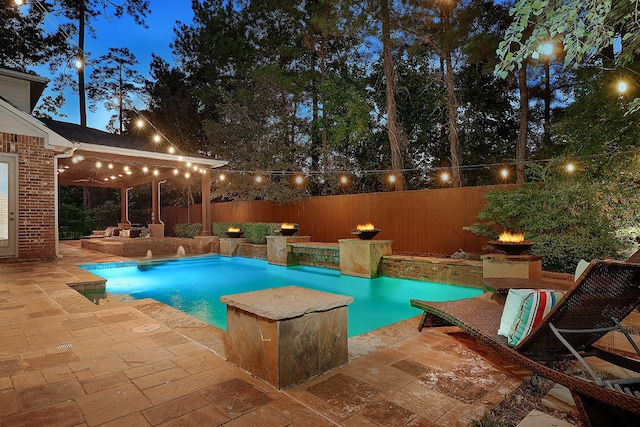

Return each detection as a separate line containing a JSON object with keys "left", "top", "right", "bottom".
{"left": 0, "top": 241, "right": 567, "bottom": 426}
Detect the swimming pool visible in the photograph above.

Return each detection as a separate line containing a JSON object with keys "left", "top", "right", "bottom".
{"left": 80, "top": 255, "right": 482, "bottom": 336}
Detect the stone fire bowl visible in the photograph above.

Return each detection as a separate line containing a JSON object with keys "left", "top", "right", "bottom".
{"left": 225, "top": 231, "right": 244, "bottom": 238}
{"left": 278, "top": 228, "right": 299, "bottom": 236}
{"left": 488, "top": 240, "right": 534, "bottom": 255}
{"left": 351, "top": 229, "right": 380, "bottom": 240}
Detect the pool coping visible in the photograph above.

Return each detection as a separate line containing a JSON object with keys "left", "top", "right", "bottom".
{"left": 54, "top": 252, "right": 427, "bottom": 361}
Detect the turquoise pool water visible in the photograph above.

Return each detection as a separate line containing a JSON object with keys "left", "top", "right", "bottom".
{"left": 80, "top": 255, "right": 481, "bottom": 336}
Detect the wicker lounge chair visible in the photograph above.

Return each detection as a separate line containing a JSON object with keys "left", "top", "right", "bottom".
{"left": 410, "top": 260, "right": 640, "bottom": 426}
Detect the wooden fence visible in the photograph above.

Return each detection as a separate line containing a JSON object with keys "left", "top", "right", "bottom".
{"left": 161, "top": 184, "right": 515, "bottom": 256}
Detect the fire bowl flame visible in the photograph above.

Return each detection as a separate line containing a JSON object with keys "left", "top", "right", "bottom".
{"left": 488, "top": 240, "right": 534, "bottom": 255}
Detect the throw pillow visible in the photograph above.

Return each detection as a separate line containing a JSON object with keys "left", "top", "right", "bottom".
{"left": 497, "top": 288, "right": 535, "bottom": 337}
{"left": 508, "top": 290, "right": 566, "bottom": 347}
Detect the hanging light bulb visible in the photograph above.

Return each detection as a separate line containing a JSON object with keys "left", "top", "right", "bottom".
{"left": 219, "top": 174, "right": 226, "bottom": 181}
{"left": 500, "top": 168, "right": 509, "bottom": 179}
{"left": 618, "top": 81, "right": 628, "bottom": 94}
{"left": 295, "top": 175, "right": 304, "bottom": 185}
{"left": 136, "top": 119, "right": 144, "bottom": 128}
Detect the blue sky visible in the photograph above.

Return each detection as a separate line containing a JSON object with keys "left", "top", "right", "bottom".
{"left": 32, "top": 0, "right": 194, "bottom": 130}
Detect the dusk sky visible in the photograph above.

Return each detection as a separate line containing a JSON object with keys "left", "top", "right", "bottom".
{"left": 33, "top": 0, "right": 195, "bottom": 130}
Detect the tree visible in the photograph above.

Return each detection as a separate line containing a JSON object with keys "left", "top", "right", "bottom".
{"left": 496, "top": 0, "right": 640, "bottom": 114}
{"left": 379, "top": 0, "right": 408, "bottom": 190}
{"left": 87, "top": 47, "right": 145, "bottom": 134}
{"left": 1, "top": 0, "right": 67, "bottom": 70}
{"left": 47, "top": 0, "right": 150, "bottom": 126}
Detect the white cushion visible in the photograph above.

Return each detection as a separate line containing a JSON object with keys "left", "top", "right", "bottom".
{"left": 574, "top": 259, "right": 590, "bottom": 281}
{"left": 498, "top": 288, "right": 535, "bottom": 337}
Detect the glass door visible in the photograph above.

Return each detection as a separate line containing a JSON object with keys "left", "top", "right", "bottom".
{"left": 0, "top": 154, "right": 17, "bottom": 257}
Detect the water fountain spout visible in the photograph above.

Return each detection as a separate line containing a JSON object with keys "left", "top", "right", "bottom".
{"left": 177, "top": 246, "right": 186, "bottom": 257}
{"left": 146, "top": 250, "right": 152, "bottom": 258}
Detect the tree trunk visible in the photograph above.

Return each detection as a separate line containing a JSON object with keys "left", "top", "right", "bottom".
{"left": 516, "top": 64, "right": 528, "bottom": 184}
{"left": 443, "top": 49, "right": 461, "bottom": 187}
{"left": 380, "top": 0, "right": 406, "bottom": 191}
{"left": 78, "top": 0, "right": 87, "bottom": 127}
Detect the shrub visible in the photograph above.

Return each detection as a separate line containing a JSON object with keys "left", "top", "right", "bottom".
{"left": 211, "top": 222, "right": 242, "bottom": 237}
{"left": 465, "top": 175, "right": 627, "bottom": 273}
{"left": 211, "top": 222, "right": 280, "bottom": 244}
{"left": 174, "top": 223, "right": 202, "bottom": 238}
{"left": 242, "top": 223, "right": 280, "bottom": 244}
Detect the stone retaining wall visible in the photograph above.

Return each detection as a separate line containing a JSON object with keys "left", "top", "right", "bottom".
{"left": 238, "top": 243, "right": 267, "bottom": 259}
{"left": 381, "top": 255, "right": 484, "bottom": 288}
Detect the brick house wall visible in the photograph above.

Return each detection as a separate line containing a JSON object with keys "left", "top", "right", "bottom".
{"left": 1, "top": 132, "right": 56, "bottom": 260}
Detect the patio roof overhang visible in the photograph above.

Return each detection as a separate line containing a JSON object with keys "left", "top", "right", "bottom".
{"left": 41, "top": 118, "right": 228, "bottom": 189}
{"left": 56, "top": 142, "right": 227, "bottom": 188}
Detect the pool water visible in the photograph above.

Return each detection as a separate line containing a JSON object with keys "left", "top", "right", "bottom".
{"left": 81, "top": 255, "right": 481, "bottom": 336}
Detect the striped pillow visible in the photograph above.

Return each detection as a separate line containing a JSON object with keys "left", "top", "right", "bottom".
{"left": 507, "top": 290, "right": 565, "bottom": 347}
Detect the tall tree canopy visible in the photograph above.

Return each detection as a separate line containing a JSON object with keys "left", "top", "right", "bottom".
{"left": 1, "top": 0, "right": 67, "bottom": 70}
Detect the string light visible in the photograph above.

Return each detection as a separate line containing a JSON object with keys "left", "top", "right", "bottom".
{"left": 388, "top": 174, "right": 396, "bottom": 184}
{"left": 142, "top": 166, "right": 149, "bottom": 173}
{"left": 108, "top": 163, "right": 113, "bottom": 169}
{"left": 255, "top": 175, "right": 263, "bottom": 183}
{"left": 500, "top": 168, "right": 509, "bottom": 179}
{"left": 566, "top": 163, "right": 575, "bottom": 172}
{"left": 153, "top": 134, "right": 161, "bottom": 143}
{"left": 219, "top": 173, "right": 226, "bottom": 181}
{"left": 441, "top": 172, "right": 450, "bottom": 182}
{"left": 295, "top": 175, "right": 303, "bottom": 185}
{"left": 340, "top": 176, "right": 348, "bottom": 184}
{"left": 618, "top": 81, "right": 628, "bottom": 94}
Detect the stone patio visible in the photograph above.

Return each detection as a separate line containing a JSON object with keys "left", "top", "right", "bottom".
{"left": 0, "top": 241, "right": 573, "bottom": 426}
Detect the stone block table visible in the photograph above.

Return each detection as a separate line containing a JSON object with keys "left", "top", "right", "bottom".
{"left": 221, "top": 286, "right": 353, "bottom": 389}
{"left": 266, "top": 235, "right": 311, "bottom": 266}
{"left": 482, "top": 253, "right": 542, "bottom": 280}
{"left": 339, "top": 238, "right": 393, "bottom": 278}
{"left": 219, "top": 237, "right": 245, "bottom": 256}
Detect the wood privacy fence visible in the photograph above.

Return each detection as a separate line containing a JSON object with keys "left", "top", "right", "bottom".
{"left": 161, "top": 184, "right": 516, "bottom": 256}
